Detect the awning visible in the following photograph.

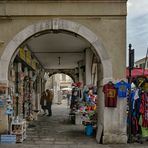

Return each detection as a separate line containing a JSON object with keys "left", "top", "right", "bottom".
{"left": 126, "top": 67, "right": 148, "bottom": 78}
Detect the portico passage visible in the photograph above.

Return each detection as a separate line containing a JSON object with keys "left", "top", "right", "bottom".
{"left": 0, "top": 17, "right": 126, "bottom": 144}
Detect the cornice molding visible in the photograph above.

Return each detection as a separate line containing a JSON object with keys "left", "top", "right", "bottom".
{"left": 0, "top": 0, "right": 128, "bottom": 2}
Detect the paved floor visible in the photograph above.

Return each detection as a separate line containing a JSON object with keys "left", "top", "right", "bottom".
{"left": 23, "top": 99, "right": 97, "bottom": 145}
{"left": 0, "top": 100, "right": 148, "bottom": 148}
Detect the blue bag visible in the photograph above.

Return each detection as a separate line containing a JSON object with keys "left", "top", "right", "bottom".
{"left": 85, "top": 125, "right": 93, "bottom": 136}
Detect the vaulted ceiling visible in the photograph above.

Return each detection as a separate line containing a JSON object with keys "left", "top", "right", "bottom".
{"left": 26, "top": 31, "right": 91, "bottom": 69}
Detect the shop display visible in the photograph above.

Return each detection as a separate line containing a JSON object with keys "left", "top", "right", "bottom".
{"left": 103, "top": 81, "right": 117, "bottom": 107}
{"left": 0, "top": 47, "right": 42, "bottom": 143}
{"left": 5, "top": 96, "right": 13, "bottom": 115}
{"left": 69, "top": 83, "right": 97, "bottom": 137}
{"left": 23, "top": 76, "right": 33, "bottom": 119}
{"left": 0, "top": 98, "right": 4, "bottom": 108}
{"left": 115, "top": 80, "right": 130, "bottom": 98}
{"left": 0, "top": 84, "right": 9, "bottom": 132}
{"left": 10, "top": 118, "right": 26, "bottom": 143}
{"left": 127, "top": 76, "right": 148, "bottom": 143}
{"left": 11, "top": 58, "right": 36, "bottom": 120}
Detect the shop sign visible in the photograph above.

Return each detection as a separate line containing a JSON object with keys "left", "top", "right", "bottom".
{"left": 19, "top": 48, "right": 25, "bottom": 61}
{"left": 31, "top": 59, "right": 37, "bottom": 70}
{"left": 0, "top": 84, "right": 7, "bottom": 95}
{"left": 26, "top": 50, "right": 31, "bottom": 66}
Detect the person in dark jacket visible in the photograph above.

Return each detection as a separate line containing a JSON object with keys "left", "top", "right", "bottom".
{"left": 46, "top": 89, "right": 54, "bottom": 116}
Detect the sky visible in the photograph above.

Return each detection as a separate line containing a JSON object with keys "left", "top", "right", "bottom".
{"left": 127, "top": 0, "right": 148, "bottom": 61}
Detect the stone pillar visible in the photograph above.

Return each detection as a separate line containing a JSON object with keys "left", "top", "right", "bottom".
{"left": 74, "top": 67, "right": 79, "bottom": 82}
{"left": 85, "top": 48, "right": 93, "bottom": 85}
{"left": 98, "top": 80, "right": 127, "bottom": 143}
{"left": 42, "top": 79, "right": 46, "bottom": 92}
{"left": 103, "top": 95, "right": 127, "bottom": 144}
{"left": 36, "top": 77, "right": 42, "bottom": 110}
{"left": 78, "top": 60, "right": 84, "bottom": 84}
{"left": 92, "top": 63, "right": 98, "bottom": 86}
{"left": 95, "top": 63, "right": 104, "bottom": 143}
{"left": 95, "top": 62, "right": 127, "bottom": 144}
{"left": 53, "top": 76, "right": 58, "bottom": 104}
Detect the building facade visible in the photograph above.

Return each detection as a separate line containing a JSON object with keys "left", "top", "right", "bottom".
{"left": 135, "top": 57, "right": 148, "bottom": 69}
{"left": 0, "top": 0, "right": 128, "bottom": 144}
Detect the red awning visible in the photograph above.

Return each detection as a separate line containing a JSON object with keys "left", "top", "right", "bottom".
{"left": 126, "top": 67, "right": 148, "bottom": 78}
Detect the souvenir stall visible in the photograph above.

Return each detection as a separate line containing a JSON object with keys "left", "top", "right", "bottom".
{"left": 12, "top": 48, "right": 40, "bottom": 121}
{"left": 102, "top": 78, "right": 148, "bottom": 143}
{"left": 12, "top": 62, "right": 34, "bottom": 120}
{"left": 69, "top": 82, "right": 98, "bottom": 137}
{"left": 128, "top": 76, "right": 148, "bottom": 143}
{"left": 80, "top": 85, "right": 97, "bottom": 136}
{"left": 69, "top": 82, "right": 82, "bottom": 124}
{"left": 0, "top": 84, "right": 17, "bottom": 144}
{"left": 0, "top": 84, "right": 9, "bottom": 129}
{"left": 5, "top": 47, "right": 41, "bottom": 143}
{"left": 8, "top": 62, "right": 29, "bottom": 143}
{"left": 23, "top": 73, "right": 34, "bottom": 120}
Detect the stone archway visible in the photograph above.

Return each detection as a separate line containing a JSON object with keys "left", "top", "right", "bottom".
{"left": 0, "top": 19, "right": 112, "bottom": 84}
{"left": 0, "top": 19, "right": 114, "bottom": 143}
{"left": 46, "top": 69, "right": 76, "bottom": 82}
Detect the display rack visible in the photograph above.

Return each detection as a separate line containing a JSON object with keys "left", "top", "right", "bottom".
{"left": 10, "top": 120, "right": 26, "bottom": 143}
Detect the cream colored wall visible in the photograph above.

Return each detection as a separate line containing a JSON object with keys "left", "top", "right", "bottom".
{"left": 0, "top": 0, "right": 127, "bottom": 65}
{"left": 0, "top": 0, "right": 127, "bottom": 16}
{"left": 0, "top": 0, "right": 127, "bottom": 143}
{"left": 0, "top": 17, "right": 126, "bottom": 79}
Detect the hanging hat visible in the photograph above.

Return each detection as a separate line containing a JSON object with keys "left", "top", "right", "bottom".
{"left": 131, "top": 82, "right": 136, "bottom": 89}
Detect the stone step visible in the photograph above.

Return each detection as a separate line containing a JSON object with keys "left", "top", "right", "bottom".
{"left": 13, "top": 144, "right": 103, "bottom": 148}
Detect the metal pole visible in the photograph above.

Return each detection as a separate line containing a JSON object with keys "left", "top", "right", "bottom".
{"left": 128, "top": 44, "right": 132, "bottom": 143}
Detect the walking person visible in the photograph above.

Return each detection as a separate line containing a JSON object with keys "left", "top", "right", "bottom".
{"left": 67, "top": 91, "right": 71, "bottom": 106}
{"left": 46, "top": 89, "right": 54, "bottom": 116}
{"left": 40, "top": 91, "right": 47, "bottom": 115}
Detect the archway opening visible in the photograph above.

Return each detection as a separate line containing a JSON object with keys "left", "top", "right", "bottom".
{"left": 8, "top": 29, "right": 102, "bottom": 144}
{"left": 45, "top": 73, "right": 74, "bottom": 104}
{"left": 1, "top": 19, "right": 113, "bottom": 144}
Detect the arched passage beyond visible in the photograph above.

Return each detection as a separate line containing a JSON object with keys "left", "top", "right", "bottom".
{"left": 0, "top": 19, "right": 115, "bottom": 143}
{"left": 46, "top": 69, "right": 76, "bottom": 83}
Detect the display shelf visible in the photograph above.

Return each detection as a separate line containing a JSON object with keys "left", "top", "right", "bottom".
{"left": 10, "top": 120, "right": 26, "bottom": 143}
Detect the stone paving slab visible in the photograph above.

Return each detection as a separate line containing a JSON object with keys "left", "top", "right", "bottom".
{"left": 8, "top": 100, "right": 147, "bottom": 148}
